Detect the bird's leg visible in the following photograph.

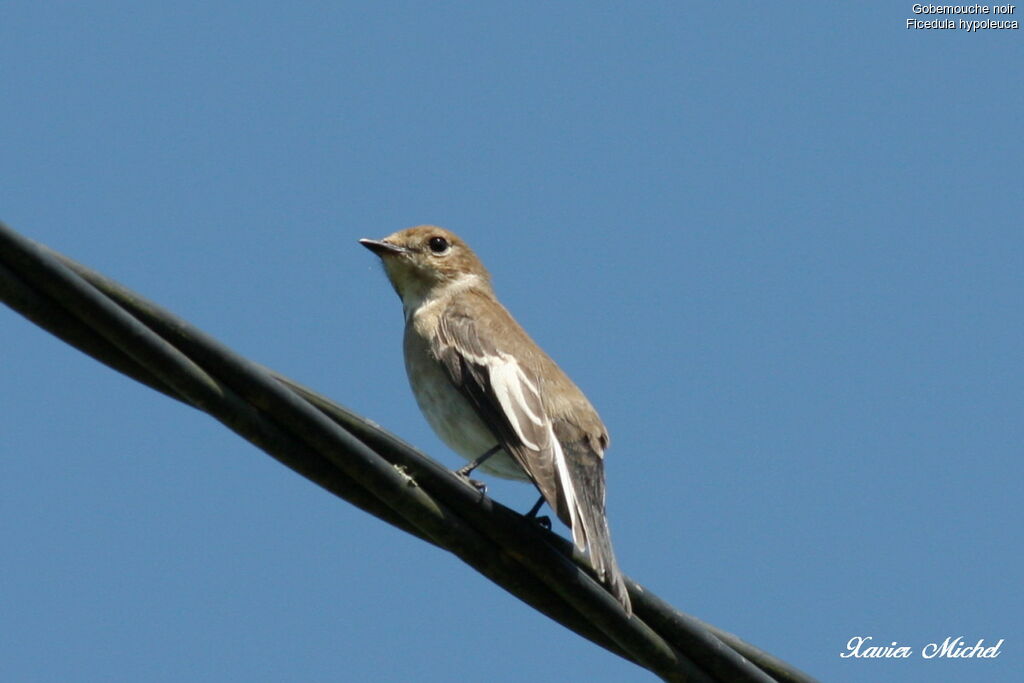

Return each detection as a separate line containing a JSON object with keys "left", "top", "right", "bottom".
{"left": 455, "top": 444, "right": 501, "bottom": 492}
{"left": 525, "top": 494, "right": 552, "bottom": 530}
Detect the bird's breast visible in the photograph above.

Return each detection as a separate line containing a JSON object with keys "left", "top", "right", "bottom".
{"left": 403, "top": 322, "right": 528, "bottom": 480}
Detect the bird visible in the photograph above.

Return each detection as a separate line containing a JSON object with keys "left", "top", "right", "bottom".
{"left": 359, "top": 225, "right": 630, "bottom": 613}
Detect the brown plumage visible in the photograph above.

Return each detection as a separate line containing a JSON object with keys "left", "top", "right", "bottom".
{"left": 360, "top": 226, "right": 630, "bottom": 613}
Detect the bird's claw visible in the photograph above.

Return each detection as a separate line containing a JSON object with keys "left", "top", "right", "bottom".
{"left": 454, "top": 468, "right": 488, "bottom": 493}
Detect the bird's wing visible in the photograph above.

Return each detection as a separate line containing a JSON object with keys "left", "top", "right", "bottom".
{"left": 434, "top": 306, "right": 585, "bottom": 541}
{"left": 435, "top": 301, "right": 631, "bottom": 613}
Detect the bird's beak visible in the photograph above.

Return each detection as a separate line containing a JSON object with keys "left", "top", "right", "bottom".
{"left": 359, "top": 238, "right": 409, "bottom": 256}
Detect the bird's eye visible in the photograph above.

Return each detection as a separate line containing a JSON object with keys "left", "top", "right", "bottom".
{"left": 428, "top": 236, "right": 450, "bottom": 254}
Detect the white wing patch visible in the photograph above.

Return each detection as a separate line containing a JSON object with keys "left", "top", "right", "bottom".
{"left": 487, "top": 353, "right": 586, "bottom": 551}
{"left": 488, "top": 354, "right": 545, "bottom": 449}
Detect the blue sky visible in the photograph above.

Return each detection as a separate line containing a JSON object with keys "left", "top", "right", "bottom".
{"left": 2, "top": 3, "right": 1020, "bottom": 682}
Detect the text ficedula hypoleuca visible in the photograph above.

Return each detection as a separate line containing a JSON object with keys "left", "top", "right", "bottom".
{"left": 360, "top": 226, "right": 630, "bottom": 613}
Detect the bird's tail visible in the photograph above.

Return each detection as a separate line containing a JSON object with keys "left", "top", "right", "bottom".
{"left": 557, "top": 447, "right": 631, "bottom": 615}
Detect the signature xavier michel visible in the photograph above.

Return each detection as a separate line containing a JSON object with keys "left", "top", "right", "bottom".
{"left": 841, "top": 636, "right": 1004, "bottom": 659}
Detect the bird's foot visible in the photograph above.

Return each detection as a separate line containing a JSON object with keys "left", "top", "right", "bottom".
{"left": 454, "top": 462, "right": 477, "bottom": 478}
{"left": 523, "top": 494, "right": 550, "bottom": 528}
{"left": 455, "top": 444, "right": 501, "bottom": 480}
{"left": 455, "top": 445, "right": 502, "bottom": 492}
{"left": 453, "top": 466, "right": 488, "bottom": 493}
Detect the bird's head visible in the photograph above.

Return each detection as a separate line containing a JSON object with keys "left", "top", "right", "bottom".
{"left": 360, "top": 226, "right": 491, "bottom": 310}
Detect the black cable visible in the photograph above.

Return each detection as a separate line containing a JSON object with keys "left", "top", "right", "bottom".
{"left": 0, "top": 221, "right": 819, "bottom": 683}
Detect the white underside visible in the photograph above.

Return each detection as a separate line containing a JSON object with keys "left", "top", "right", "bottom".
{"left": 406, "top": 346, "right": 530, "bottom": 480}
